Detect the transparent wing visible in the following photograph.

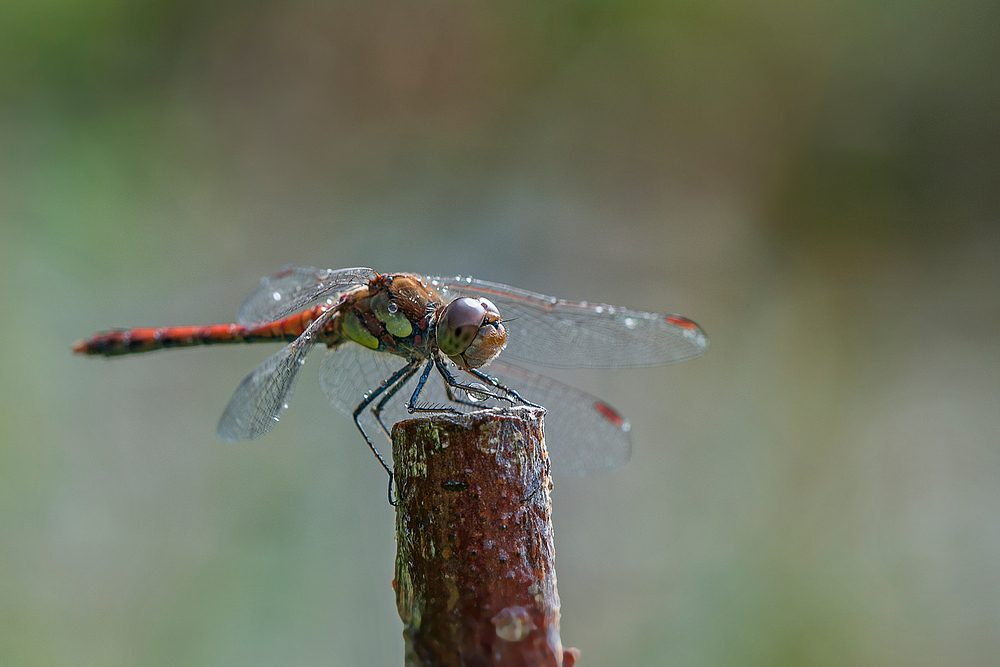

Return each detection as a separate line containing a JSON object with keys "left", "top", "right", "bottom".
{"left": 426, "top": 275, "right": 708, "bottom": 369}
{"left": 217, "top": 308, "right": 334, "bottom": 441}
{"left": 319, "top": 342, "right": 412, "bottom": 429}
{"left": 319, "top": 343, "right": 631, "bottom": 475}
{"left": 483, "top": 359, "right": 632, "bottom": 474}
{"left": 236, "top": 266, "right": 376, "bottom": 325}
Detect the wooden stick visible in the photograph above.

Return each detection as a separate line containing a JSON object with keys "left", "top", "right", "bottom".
{"left": 391, "top": 406, "right": 580, "bottom": 667}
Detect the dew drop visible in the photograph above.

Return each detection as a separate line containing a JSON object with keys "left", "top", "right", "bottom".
{"left": 387, "top": 301, "right": 398, "bottom": 313}
{"left": 621, "top": 420, "right": 632, "bottom": 433}
{"left": 272, "top": 291, "right": 282, "bottom": 301}
{"left": 594, "top": 306, "right": 604, "bottom": 314}
{"left": 624, "top": 317, "right": 636, "bottom": 329}
{"left": 272, "top": 416, "right": 280, "bottom": 422}
{"left": 465, "top": 383, "right": 491, "bottom": 403}
{"left": 493, "top": 606, "right": 533, "bottom": 643}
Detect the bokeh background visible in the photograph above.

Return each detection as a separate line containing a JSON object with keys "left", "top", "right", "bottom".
{"left": 2, "top": 1, "right": 999, "bottom": 665}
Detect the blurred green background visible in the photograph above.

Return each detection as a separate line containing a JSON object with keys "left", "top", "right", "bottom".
{"left": 2, "top": 1, "right": 998, "bottom": 665}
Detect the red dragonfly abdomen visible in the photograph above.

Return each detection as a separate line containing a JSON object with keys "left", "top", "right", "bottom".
{"left": 73, "top": 304, "right": 337, "bottom": 357}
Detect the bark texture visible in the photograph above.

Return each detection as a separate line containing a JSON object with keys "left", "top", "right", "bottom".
{"left": 392, "top": 406, "right": 579, "bottom": 667}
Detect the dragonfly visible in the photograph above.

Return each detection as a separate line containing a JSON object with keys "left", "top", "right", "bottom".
{"left": 74, "top": 267, "right": 708, "bottom": 502}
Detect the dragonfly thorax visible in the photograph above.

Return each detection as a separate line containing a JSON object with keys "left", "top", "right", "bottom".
{"left": 336, "top": 274, "right": 439, "bottom": 357}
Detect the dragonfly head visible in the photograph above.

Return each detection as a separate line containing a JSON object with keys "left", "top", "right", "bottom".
{"left": 436, "top": 297, "right": 506, "bottom": 370}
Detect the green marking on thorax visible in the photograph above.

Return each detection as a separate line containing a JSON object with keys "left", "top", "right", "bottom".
{"left": 372, "top": 291, "right": 413, "bottom": 338}
{"left": 343, "top": 310, "right": 379, "bottom": 349}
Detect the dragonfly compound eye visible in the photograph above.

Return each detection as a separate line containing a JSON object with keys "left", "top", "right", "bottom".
{"left": 437, "top": 297, "right": 486, "bottom": 356}
{"left": 438, "top": 297, "right": 506, "bottom": 370}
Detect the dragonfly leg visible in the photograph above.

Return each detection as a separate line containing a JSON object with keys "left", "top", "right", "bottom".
{"left": 465, "top": 366, "right": 543, "bottom": 409}
{"left": 353, "top": 358, "right": 422, "bottom": 505}
{"left": 370, "top": 361, "right": 421, "bottom": 440}
{"left": 435, "top": 358, "right": 533, "bottom": 407}
{"left": 441, "top": 379, "right": 491, "bottom": 409}
{"left": 439, "top": 367, "right": 507, "bottom": 410}
{"left": 405, "top": 359, "right": 462, "bottom": 415}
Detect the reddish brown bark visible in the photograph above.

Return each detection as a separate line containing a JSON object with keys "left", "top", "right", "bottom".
{"left": 391, "top": 406, "right": 580, "bottom": 667}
